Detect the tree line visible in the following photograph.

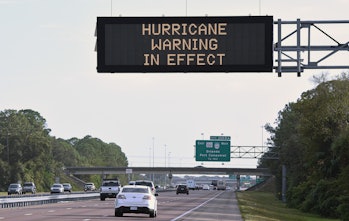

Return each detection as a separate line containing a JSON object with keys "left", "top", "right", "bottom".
{"left": 259, "top": 72, "right": 349, "bottom": 220}
{"left": 0, "top": 109, "right": 128, "bottom": 192}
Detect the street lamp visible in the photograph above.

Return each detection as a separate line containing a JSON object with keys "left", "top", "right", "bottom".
{"left": 6, "top": 132, "right": 10, "bottom": 164}
{"left": 168, "top": 152, "right": 171, "bottom": 167}
{"left": 164, "top": 144, "right": 167, "bottom": 167}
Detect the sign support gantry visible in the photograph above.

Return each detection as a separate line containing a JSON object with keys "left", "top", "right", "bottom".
{"left": 231, "top": 146, "right": 279, "bottom": 160}
{"left": 274, "top": 19, "right": 349, "bottom": 77}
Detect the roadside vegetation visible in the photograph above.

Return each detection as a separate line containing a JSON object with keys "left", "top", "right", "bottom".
{"left": 259, "top": 71, "right": 349, "bottom": 220}
{"left": 0, "top": 109, "right": 128, "bottom": 192}
{"left": 237, "top": 191, "right": 339, "bottom": 221}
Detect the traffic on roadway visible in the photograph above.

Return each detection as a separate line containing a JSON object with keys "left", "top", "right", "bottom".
{"left": 0, "top": 189, "right": 243, "bottom": 221}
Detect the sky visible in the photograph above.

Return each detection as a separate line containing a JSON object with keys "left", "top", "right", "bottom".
{"left": 1, "top": 0, "right": 348, "bottom": 169}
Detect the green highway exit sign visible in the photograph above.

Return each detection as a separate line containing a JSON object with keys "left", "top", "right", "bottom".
{"left": 195, "top": 140, "right": 231, "bottom": 162}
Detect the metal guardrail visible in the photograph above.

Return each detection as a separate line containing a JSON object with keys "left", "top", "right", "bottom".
{"left": 0, "top": 192, "right": 99, "bottom": 208}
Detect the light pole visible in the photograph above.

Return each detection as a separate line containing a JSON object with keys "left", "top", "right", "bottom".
{"left": 164, "top": 144, "right": 167, "bottom": 167}
{"left": 6, "top": 132, "right": 10, "bottom": 164}
{"left": 164, "top": 144, "right": 167, "bottom": 187}
{"left": 261, "top": 125, "right": 264, "bottom": 146}
{"left": 168, "top": 152, "right": 171, "bottom": 167}
{"left": 152, "top": 137, "right": 155, "bottom": 182}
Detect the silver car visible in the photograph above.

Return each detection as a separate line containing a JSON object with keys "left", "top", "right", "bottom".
{"left": 62, "top": 183, "right": 72, "bottom": 193}
{"left": 22, "top": 182, "right": 36, "bottom": 194}
{"left": 134, "top": 180, "right": 158, "bottom": 196}
{"left": 50, "top": 183, "right": 64, "bottom": 194}
{"left": 8, "top": 183, "right": 22, "bottom": 195}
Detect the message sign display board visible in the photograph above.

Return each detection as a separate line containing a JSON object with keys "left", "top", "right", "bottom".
{"left": 96, "top": 16, "right": 273, "bottom": 73}
{"left": 196, "top": 140, "right": 231, "bottom": 162}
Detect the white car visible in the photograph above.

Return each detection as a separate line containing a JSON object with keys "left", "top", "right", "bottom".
{"left": 115, "top": 185, "right": 157, "bottom": 218}
{"left": 50, "top": 183, "right": 64, "bottom": 194}
{"left": 202, "top": 184, "right": 210, "bottom": 190}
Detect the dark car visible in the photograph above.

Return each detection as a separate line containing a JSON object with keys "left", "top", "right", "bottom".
{"left": 176, "top": 184, "right": 189, "bottom": 195}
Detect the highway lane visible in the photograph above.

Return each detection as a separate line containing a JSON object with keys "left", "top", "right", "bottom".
{"left": 0, "top": 190, "right": 243, "bottom": 221}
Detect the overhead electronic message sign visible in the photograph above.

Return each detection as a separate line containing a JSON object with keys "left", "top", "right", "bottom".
{"left": 96, "top": 16, "right": 273, "bottom": 73}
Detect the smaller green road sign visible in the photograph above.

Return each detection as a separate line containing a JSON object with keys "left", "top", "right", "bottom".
{"left": 195, "top": 140, "right": 231, "bottom": 162}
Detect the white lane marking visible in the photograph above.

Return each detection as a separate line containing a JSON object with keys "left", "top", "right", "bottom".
{"left": 24, "top": 213, "right": 32, "bottom": 216}
{"left": 0, "top": 217, "right": 4, "bottom": 220}
{"left": 47, "top": 210, "right": 55, "bottom": 213}
{"left": 171, "top": 191, "right": 225, "bottom": 221}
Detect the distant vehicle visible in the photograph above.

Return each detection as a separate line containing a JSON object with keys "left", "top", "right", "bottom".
{"left": 217, "top": 180, "right": 226, "bottom": 190}
{"left": 202, "top": 184, "right": 210, "bottom": 190}
{"left": 134, "top": 180, "right": 158, "bottom": 196}
{"left": 8, "top": 183, "right": 22, "bottom": 195}
{"left": 186, "top": 179, "right": 196, "bottom": 190}
{"left": 211, "top": 180, "right": 218, "bottom": 190}
{"left": 115, "top": 185, "right": 157, "bottom": 218}
{"left": 100, "top": 178, "right": 121, "bottom": 201}
{"left": 62, "top": 183, "right": 72, "bottom": 192}
{"left": 84, "top": 182, "right": 96, "bottom": 191}
{"left": 176, "top": 184, "right": 189, "bottom": 195}
{"left": 50, "top": 183, "right": 64, "bottom": 194}
{"left": 129, "top": 181, "right": 136, "bottom": 185}
{"left": 22, "top": 182, "right": 36, "bottom": 194}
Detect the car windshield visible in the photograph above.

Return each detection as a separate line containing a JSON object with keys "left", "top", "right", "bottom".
{"left": 53, "top": 184, "right": 62, "bottom": 187}
{"left": 10, "top": 184, "right": 19, "bottom": 188}
{"left": 122, "top": 187, "right": 148, "bottom": 193}
{"left": 24, "top": 183, "right": 33, "bottom": 186}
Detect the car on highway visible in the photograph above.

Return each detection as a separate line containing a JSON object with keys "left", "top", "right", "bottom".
{"left": 50, "top": 183, "right": 64, "bottom": 194}
{"left": 84, "top": 182, "right": 96, "bottom": 191}
{"left": 176, "top": 184, "right": 189, "bottom": 195}
{"left": 62, "top": 183, "right": 72, "bottom": 192}
{"left": 8, "top": 183, "right": 22, "bottom": 195}
{"left": 134, "top": 180, "right": 158, "bottom": 196}
{"left": 22, "top": 182, "right": 36, "bottom": 194}
{"left": 129, "top": 181, "right": 136, "bottom": 185}
{"left": 100, "top": 178, "right": 121, "bottom": 201}
{"left": 202, "top": 184, "right": 210, "bottom": 190}
{"left": 114, "top": 185, "right": 157, "bottom": 218}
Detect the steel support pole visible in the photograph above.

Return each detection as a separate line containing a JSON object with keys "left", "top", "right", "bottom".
{"left": 282, "top": 165, "right": 287, "bottom": 203}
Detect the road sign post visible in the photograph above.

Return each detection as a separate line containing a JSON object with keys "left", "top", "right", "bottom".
{"left": 195, "top": 140, "right": 231, "bottom": 162}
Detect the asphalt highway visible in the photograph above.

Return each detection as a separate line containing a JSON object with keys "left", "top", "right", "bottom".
{"left": 0, "top": 190, "right": 243, "bottom": 221}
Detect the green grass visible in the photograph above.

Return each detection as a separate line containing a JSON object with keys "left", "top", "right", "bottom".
{"left": 236, "top": 191, "right": 339, "bottom": 221}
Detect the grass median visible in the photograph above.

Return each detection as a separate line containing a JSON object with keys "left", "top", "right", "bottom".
{"left": 236, "top": 191, "right": 339, "bottom": 221}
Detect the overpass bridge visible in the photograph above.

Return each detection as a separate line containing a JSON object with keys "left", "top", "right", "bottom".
{"left": 64, "top": 166, "right": 271, "bottom": 176}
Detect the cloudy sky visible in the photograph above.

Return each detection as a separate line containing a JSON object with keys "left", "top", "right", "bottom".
{"left": 1, "top": 0, "right": 348, "bottom": 168}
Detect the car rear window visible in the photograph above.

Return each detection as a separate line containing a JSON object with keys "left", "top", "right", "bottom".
{"left": 102, "top": 181, "right": 119, "bottom": 186}
{"left": 122, "top": 187, "right": 148, "bottom": 193}
{"left": 135, "top": 181, "right": 152, "bottom": 187}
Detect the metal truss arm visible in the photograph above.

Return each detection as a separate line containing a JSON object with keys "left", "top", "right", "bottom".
{"left": 231, "top": 146, "right": 279, "bottom": 160}
{"left": 274, "top": 19, "right": 349, "bottom": 77}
